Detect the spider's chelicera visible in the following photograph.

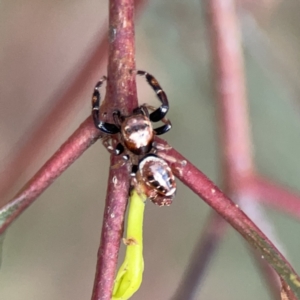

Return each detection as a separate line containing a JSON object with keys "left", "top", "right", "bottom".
{"left": 92, "top": 70, "right": 180, "bottom": 206}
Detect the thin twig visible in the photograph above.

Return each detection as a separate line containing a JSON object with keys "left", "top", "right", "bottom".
{"left": 250, "top": 248, "right": 281, "bottom": 300}
{"left": 155, "top": 139, "right": 300, "bottom": 297}
{"left": 252, "top": 176, "right": 300, "bottom": 220}
{"left": 173, "top": 0, "right": 281, "bottom": 298}
{"left": 207, "top": 0, "right": 283, "bottom": 295}
{"left": 2, "top": 121, "right": 299, "bottom": 296}
{"left": 91, "top": 157, "right": 131, "bottom": 300}
{"left": 91, "top": 0, "right": 139, "bottom": 299}
{"left": 207, "top": 0, "right": 253, "bottom": 193}
{"left": 280, "top": 277, "right": 298, "bottom": 300}
{"left": 0, "top": 117, "right": 100, "bottom": 235}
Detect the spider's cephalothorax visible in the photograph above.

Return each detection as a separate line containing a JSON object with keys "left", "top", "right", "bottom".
{"left": 92, "top": 70, "right": 171, "bottom": 157}
{"left": 132, "top": 154, "right": 176, "bottom": 206}
{"left": 119, "top": 107, "right": 154, "bottom": 155}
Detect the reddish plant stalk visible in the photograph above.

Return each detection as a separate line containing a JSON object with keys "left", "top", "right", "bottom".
{"left": 250, "top": 248, "right": 281, "bottom": 300}
{"left": 281, "top": 277, "right": 298, "bottom": 300}
{"left": 0, "top": 118, "right": 100, "bottom": 235}
{"left": 174, "top": 0, "right": 280, "bottom": 298}
{"left": 1, "top": 118, "right": 300, "bottom": 299}
{"left": 91, "top": 0, "right": 138, "bottom": 299}
{"left": 1, "top": 122, "right": 299, "bottom": 297}
{"left": 208, "top": 0, "right": 254, "bottom": 192}
{"left": 155, "top": 140, "right": 300, "bottom": 297}
{"left": 252, "top": 176, "right": 300, "bottom": 219}
{"left": 207, "top": 0, "right": 281, "bottom": 297}
{"left": 91, "top": 157, "right": 130, "bottom": 300}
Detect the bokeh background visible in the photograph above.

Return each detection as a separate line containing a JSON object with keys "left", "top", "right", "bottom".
{"left": 1, "top": 0, "right": 300, "bottom": 299}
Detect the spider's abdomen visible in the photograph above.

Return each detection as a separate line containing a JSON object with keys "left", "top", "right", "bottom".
{"left": 137, "top": 154, "right": 176, "bottom": 206}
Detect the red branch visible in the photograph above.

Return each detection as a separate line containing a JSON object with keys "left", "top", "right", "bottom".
{"left": 208, "top": 0, "right": 254, "bottom": 193}
{"left": 250, "top": 248, "right": 281, "bottom": 300}
{"left": 173, "top": 0, "right": 281, "bottom": 298}
{"left": 2, "top": 121, "right": 300, "bottom": 296}
{"left": 252, "top": 176, "right": 300, "bottom": 219}
{"left": 0, "top": 117, "right": 100, "bottom": 235}
{"left": 90, "top": 0, "right": 139, "bottom": 299}
{"left": 91, "top": 157, "right": 130, "bottom": 300}
{"left": 206, "top": 0, "right": 282, "bottom": 297}
{"left": 281, "top": 277, "right": 298, "bottom": 300}
{"left": 155, "top": 140, "right": 300, "bottom": 297}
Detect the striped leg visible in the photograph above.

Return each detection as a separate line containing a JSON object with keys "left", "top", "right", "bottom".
{"left": 135, "top": 70, "right": 169, "bottom": 122}
{"left": 140, "top": 103, "right": 172, "bottom": 135}
{"left": 92, "top": 77, "right": 120, "bottom": 134}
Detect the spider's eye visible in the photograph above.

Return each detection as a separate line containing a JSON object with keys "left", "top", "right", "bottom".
{"left": 126, "top": 128, "right": 132, "bottom": 134}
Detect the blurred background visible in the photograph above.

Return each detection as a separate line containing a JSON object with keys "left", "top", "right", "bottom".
{"left": 1, "top": 0, "right": 300, "bottom": 299}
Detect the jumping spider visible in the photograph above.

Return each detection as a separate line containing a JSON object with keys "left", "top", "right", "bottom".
{"left": 92, "top": 70, "right": 181, "bottom": 206}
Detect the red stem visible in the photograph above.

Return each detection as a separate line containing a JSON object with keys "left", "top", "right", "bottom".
{"left": 0, "top": 117, "right": 100, "bottom": 235}
{"left": 250, "top": 248, "right": 281, "bottom": 300}
{"left": 155, "top": 140, "right": 300, "bottom": 297}
{"left": 174, "top": 0, "right": 280, "bottom": 298}
{"left": 207, "top": 0, "right": 281, "bottom": 296}
{"left": 208, "top": 0, "right": 254, "bottom": 193}
{"left": 91, "top": 0, "right": 139, "bottom": 299}
{"left": 252, "top": 176, "right": 300, "bottom": 219}
{"left": 91, "top": 157, "right": 130, "bottom": 300}
{"left": 281, "top": 277, "right": 298, "bottom": 300}
{"left": 2, "top": 124, "right": 299, "bottom": 296}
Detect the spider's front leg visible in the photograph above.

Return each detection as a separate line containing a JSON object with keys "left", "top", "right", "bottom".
{"left": 133, "top": 70, "right": 169, "bottom": 122}
{"left": 92, "top": 77, "right": 120, "bottom": 134}
{"left": 140, "top": 103, "right": 172, "bottom": 136}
